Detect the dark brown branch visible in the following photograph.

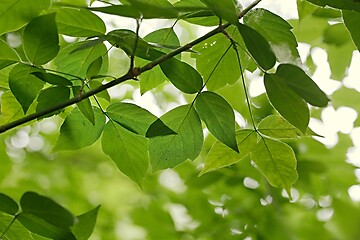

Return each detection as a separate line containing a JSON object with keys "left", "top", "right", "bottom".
{"left": 0, "top": 0, "right": 262, "bottom": 133}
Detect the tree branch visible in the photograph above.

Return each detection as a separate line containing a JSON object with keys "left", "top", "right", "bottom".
{"left": 0, "top": 0, "right": 262, "bottom": 133}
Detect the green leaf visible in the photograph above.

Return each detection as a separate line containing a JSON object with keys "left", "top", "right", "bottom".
{"left": 0, "top": 91, "right": 24, "bottom": 125}
{"left": 274, "top": 64, "right": 329, "bottom": 107}
{"left": 258, "top": 115, "right": 302, "bottom": 138}
{"left": 20, "top": 192, "right": 75, "bottom": 229}
{"left": 72, "top": 86, "right": 95, "bottom": 125}
{"left": 56, "top": 8, "right": 106, "bottom": 37}
{"left": 327, "top": 41, "right": 355, "bottom": 80}
{"left": 32, "top": 72, "right": 72, "bottom": 86}
{"left": 237, "top": 23, "right": 276, "bottom": 70}
{"left": 323, "top": 23, "right": 352, "bottom": 46}
{"left": 0, "top": 193, "right": 19, "bottom": 215}
{"left": 0, "top": 214, "right": 36, "bottom": 240}
{"left": 88, "top": 80, "right": 110, "bottom": 102}
{"left": 72, "top": 206, "right": 100, "bottom": 240}
{"left": 106, "top": 102, "right": 157, "bottom": 136}
{"left": 139, "top": 28, "right": 180, "bottom": 93}
{"left": 86, "top": 56, "right": 103, "bottom": 80}
{"left": 264, "top": 73, "right": 309, "bottom": 133}
{"left": 199, "top": 0, "right": 239, "bottom": 25}
{"left": 36, "top": 86, "right": 70, "bottom": 118}
{"left": 149, "top": 105, "right": 203, "bottom": 171}
{"left": 0, "top": 0, "right": 50, "bottom": 35}
{"left": 0, "top": 39, "right": 20, "bottom": 70}
{"left": 307, "top": 0, "right": 360, "bottom": 12}
{"left": 54, "top": 107, "right": 105, "bottom": 151}
{"left": 54, "top": 42, "right": 108, "bottom": 79}
{"left": 23, "top": 13, "right": 59, "bottom": 65}
{"left": 9, "top": 64, "right": 45, "bottom": 113}
{"left": 244, "top": 8, "right": 300, "bottom": 64}
{"left": 195, "top": 91, "right": 238, "bottom": 152}
{"left": 101, "top": 121, "right": 149, "bottom": 187}
{"left": 160, "top": 58, "right": 203, "bottom": 94}
{"left": 17, "top": 213, "right": 76, "bottom": 240}
{"left": 146, "top": 118, "right": 177, "bottom": 138}
{"left": 250, "top": 137, "right": 298, "bottom": 195}
{"left": 192, "top": 26, "right": 248, "bottom": 90}
{"left": 200, "top": 129, "right": 257, "bottom": 175}
{"left": 343, "top": 10, "right": 360, "bottom": 51}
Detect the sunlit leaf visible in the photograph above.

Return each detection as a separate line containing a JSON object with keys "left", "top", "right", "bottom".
{"left": 200, "top": 130, "right": 257, "bottom": 175}
{"left": 307, "top": 0, "right": 360, "bottom": 12}
{"left": 237, "top": 23, "right": 276, "bottom": 70}
{"left": 54, "top": 107, "right": 105, "bottom": 151}
{"left": 160, "top": 58, "right": 203, "bottom": 94}
{"left": 102, "top": 121, "right": 149, "bottom": 187}
{"left": 72, "top": 206, "right": 100, "bottom": 240}
{"left": 274, "top": 64, "right": 329, "bottom": 107}
{"left": 23, "top": 13, "right": 59, "bottom": 65}
{"left": 250, "top": 137, "right": 298, "bottom": 195}
{"left": 17, "top": 213, "right": 76, "bottom": 240}
{"left": 244, "top": 8, "right": 300, "bottom": 64}
{"left": 73, "top": 86, "right": 95, "bottom": 125}
{"left": 258, "top": 115, "right": 302, "bottom": 138}
{"left": 343, "top": 10, "right": 360, "bottom": 51}
{"left": 86, "top": 56, "right": 103, "bottom": 80}
{"left": 323, "top": 23, "right": 352, "bottom": 46}
{"left": 199, "top": 0, "right": 239, "bottom": 25}
{"left": 36, "top": 86, "right": 70, "bottom": 118}
{"left": 56, "top": 8, "right": 106, "bottom": 37}
{"left": 0, "top": 91, "right": 24, "bottom": 125}
{"left": 0, "top": 193, "right": 19, "bottom": 215}
{"left": 0, "top": 214, "right": 35, "bottom": 240}
{"left": 9, "top": 64, "right": 45, "bottom": 113}
{"left": 54, "top": 42, "right": 108, "bottom": 79}
{"left": 0, "top": 39, "right": 20, "bottom": 70}
{"left": 264, "top": 72, "right": 309, "bottom": 133}
{"left": 106, "top": 102, "right": 157, "bottom": 136}
{"left": 0, "top": 0, "right": 50, "bottom": 35}
{"left": 146, "top": 118, "right": 177, "bottom": 138}
{"left": 88, "top": 80, "right": 110, "bottom": 102}
{"left": 149, "top": 105, "right": 203, "bottom": 171}
{"left": 32, "top": 72, "right": 72, "bottom": 86}
{"left": 195, "top": 91, "right": 238, "bottom": 152}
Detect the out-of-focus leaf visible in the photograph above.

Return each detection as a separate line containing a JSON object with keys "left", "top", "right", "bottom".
{"left": 250, "top": 137, "right": 298, "bottom": 196}
{"left": 72, "top": 206, "right": 100, "bottom": 240}
{"left": 102, "top": 121, "right": 148, "bottom": 187}
{"left": 8, "top": 64, "right": 45, "bottom": 113}
{"left": 0, "top": 0, "right": 50, "bottom": 35}
{"left": 244, "top": 8, "right": 300, "bottom": 64}
{"left": 264, "top": 73, "right": 310, "bottom": 133}
{"left": 195, "top": 91, "right": 238, "bottom": 152}
{"left": 86, "top": 56, "right": 103, "bottom": 80}
{"left": 307, "top": 0, "right": 360, "bottom": 12}
{"left": 56, "top": 8, "right": 106, "bottom": 37}
{"left": 0, "top": 193, "right": 19, "bottom": 215}
{"left": 237, "top": 23, "right": 276, "bottom": 70}
{"left": 200, "top": 130, "right": 257, "bottom": 175}
{"left": 54, "top": 107, "right": 105, "bottom": 151}
{"left": 258, "top": 115, "right": 302, "bottom": 138}
{"left": 327, "top": 41, "right": 355, "bottom": 80}
{"left": 0, "top": 39, "right": 20, "bottom": 70}
{"left": 323, "top": 23, "right": 352, "bottom": 46}
{"left": 36, "top": 86, "right": 70, "bottom": 118}
{"left": 343, "top": 10, "right": 360, "bottom": 51}
{"left": 149, "top": 105, "right": 203, "bottom": 171}
{"left": 23, "top": 13, "right": 59, "bottom": 65}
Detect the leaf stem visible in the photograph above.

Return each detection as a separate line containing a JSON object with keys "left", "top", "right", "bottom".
{"left": 0, "top": 0, "right": 262, "bottom": 133}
